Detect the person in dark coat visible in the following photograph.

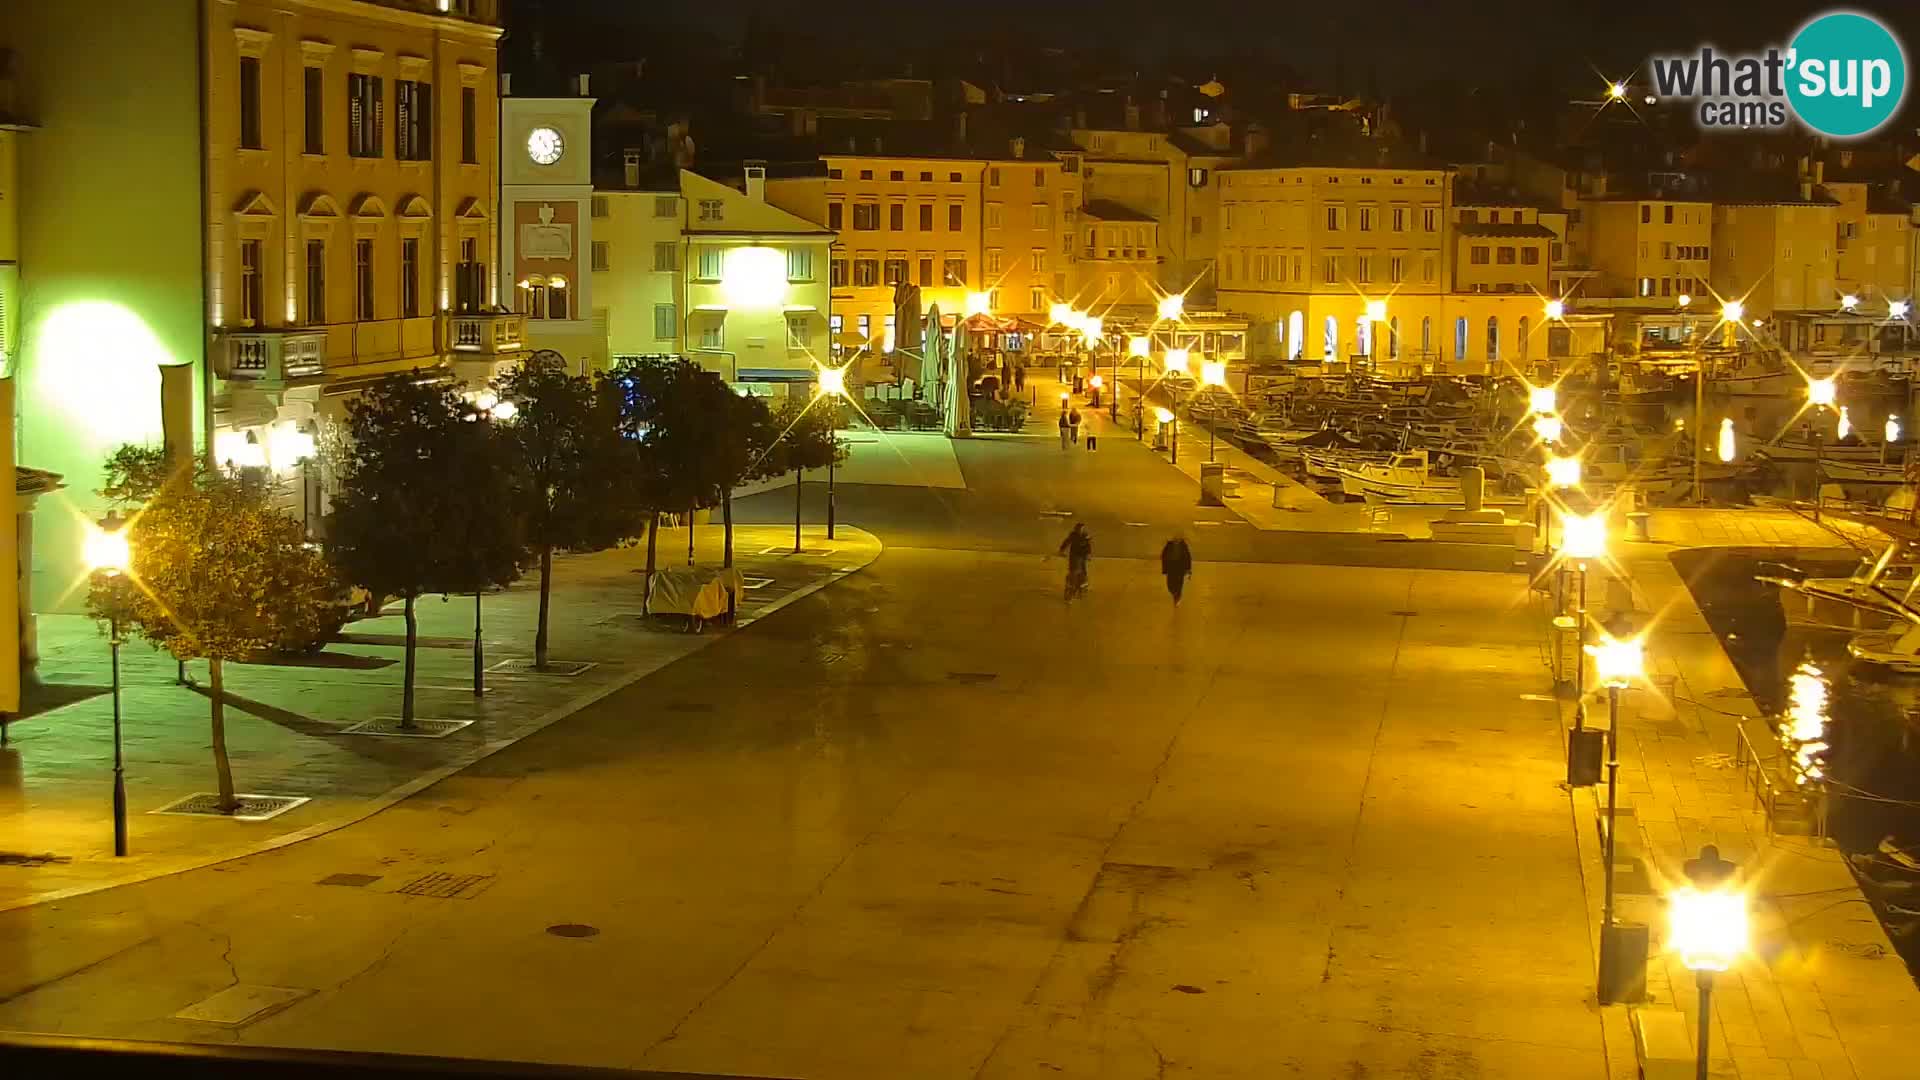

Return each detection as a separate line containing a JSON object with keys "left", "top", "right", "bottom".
{"left": 1068, "top": 407, "right": 1082, "bottom": 444}
{"left": 1161, "top": 535, "right": 1193, "bottom": 604}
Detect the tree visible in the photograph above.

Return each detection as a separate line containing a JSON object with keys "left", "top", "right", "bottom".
{"left": 763, "top": 395, "right": 846, "bottom": 553}
{"left": 608, "top": 357, "right": 724, "bottom": 589}
{"left": 329, "top": 377, "right": 522, "bottom": 725}
{"left": 89, "top": 445, "right": 341, "bottom": 812}
{"left": 495, "top": 353, "right": 638, "bottom": 668}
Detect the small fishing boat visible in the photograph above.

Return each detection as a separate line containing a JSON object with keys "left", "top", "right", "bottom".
{"left": 1819, "top": 459, "right": 1909, "bottom": 483}
{"left": 1755, "top": 437, "right": 1889, "bottom": 464}
{"left": 1760, "top": 547, "right": 1920, "bottom": 632}
{"left": 1847, "top": 624, "right": 1920, "bottom": 673}
{"left": 1301, "top": 446, "right": 1394, "bottom": 479}
{"left": 1332, "top": 450, "right": 1525, "bottom": 505}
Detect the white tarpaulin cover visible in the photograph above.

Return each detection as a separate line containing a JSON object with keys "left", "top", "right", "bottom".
{"left": 647, "top": 567, "right": 746, "bottom": 619}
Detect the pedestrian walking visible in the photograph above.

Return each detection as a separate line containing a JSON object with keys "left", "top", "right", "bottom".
{"left": 1014, "top": 365, "right": 1026, "bottom": 392}
{"left": 1068, "top": 407, "right": 1082, "bottom": 445}
{"left": 1161, "top": 535, "right": 1193, "bottom": 604}
{"left": 1058, "top": 410, "right": 1070, "bottom": 449}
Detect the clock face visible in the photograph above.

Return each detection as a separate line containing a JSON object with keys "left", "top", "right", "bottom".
{"left": 527, "top": 127, "right": 564, "bottom": 165}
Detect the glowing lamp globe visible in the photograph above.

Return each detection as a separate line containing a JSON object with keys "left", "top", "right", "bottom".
{"left": 1585, "top": 636, "right": 1644, "bottom": 688}
{"left": 1129, "top": 335, "right": 1150, "bottom": 357}
{"left": 1677, "top": 293, "right": 1693, "bottom": 308}
{"left": 1200, "top": 360, "right": 1227, "bottom": 387}
{"left": 1532, "top": 414, "right": 1564, "bottom": 444}
{"left": 1669, "top": 886, "right": 1748, "bottom": 973}
{"left": 1157, "top": 293, "right": 1185, "bottom": 320}
{"left": 1088, "top": 374, "right": 1104, "bottom": 390}
{"left": 1836, "top": 405, "right": 1852, "bottom": 441}
{"left": 964, "top": 291, "right": 992, "bottom": 317}
{"left": 1841, "top": 294, "right": 1860, "bottom": 311}
{"left": 1807, "top": 377, "right": 1837, "bottom": 408}
{"left": 1891, "top": 299, "right": 1912, "bottom": 319}
{"left": 84, "top": 525, "right": 131, "bottom": 574}
{"left": 1528, "top": 385, "right": 1557, "bottom": 416}
{"left": 1364, "top": 299, "right": 1387, "bottom": 323}
{"left": 1049, "top": 303, "right": 1073, "bottom": 326}
{"left": 1544, "top": 299, "right": 1566, "bottom": 320}
{"left": 1888, "top": 415, "right": 1902, "bottom": 444}
{"left": 1153, "top": 407, "right": 1175, "bottom": 424}
{"left": 1164, "top": 348, "right": 1190, "bottom": 375}
{"left": 490, "top": 399, "right": 519, "bottom": 421}
{"left": 1545, "top": 455, "right": 1581, "bottom": 489}
{"left": 816, "top": 365, "right": 848, "bottom": 397}
{"left": 1559, "top": 512, "right": 1607, "bottom": 561}
{"left": 1720, "top": 300, "right": 1744, "bottom": 323}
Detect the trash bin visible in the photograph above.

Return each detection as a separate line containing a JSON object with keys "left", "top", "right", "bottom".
{"left": 1567, "top": 726, "right": 1603, "bottom": 787}
{"left": 1199, "top": 462, "right": 1226, "bottom": 506}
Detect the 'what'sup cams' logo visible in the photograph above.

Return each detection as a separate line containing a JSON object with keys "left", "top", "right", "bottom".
{"left": 1649, "top": 10, "right": 1907, "bottom": 137}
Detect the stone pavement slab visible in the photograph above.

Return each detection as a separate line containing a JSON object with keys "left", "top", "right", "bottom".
{"left": 0, "top": 524, "right": 880, "bottom": 912}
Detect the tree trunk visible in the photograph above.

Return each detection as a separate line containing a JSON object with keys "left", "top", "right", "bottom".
{"left": 535, "top": 543, "right": 553, "bottom": 670}
{"left": 794, "top": 466, "right": 803, "bottom": 553}
{"left": 643, "top": 511, "right": 659, "bottom": 614}
{"left": 723, "top": 485, "right": 734, "bottom": 568}
{"left": 687, "top": 503, "right": 696, "bottom": 565}
{"left": 209, "top": 658, "right": 238, "bottom": 813}
{"left": 401, "top": 593, "right": 418, "bottom": 728}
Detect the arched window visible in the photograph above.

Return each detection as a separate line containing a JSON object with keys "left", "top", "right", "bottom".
{"left": 1454, "top": 317, "right": 1468, "bottom": 361}
{"left": 1389, "top": 316, "right": 1400, "bottom": 359}
{"left": 1323, "top": 315, "right": 1338, "bottom": 360}
{"left": 1517, "top": 316, "right": 1530, "bottom": 361}
{"left": 1288, "top": 311, "right": 1304, "bottom": 360}
{"left": 1486, "top": 316, "right": 1500, "bottom": 362}
{"left": 1421, "top": 316, "right": 1433, "bottom": 357}
{"left": 1355, "top": 315, "right": 1370, "bottom": 357}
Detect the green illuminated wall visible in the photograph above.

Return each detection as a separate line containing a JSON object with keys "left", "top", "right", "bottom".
{"left": 3, "top": 1, "right": 207, "bottom": 612}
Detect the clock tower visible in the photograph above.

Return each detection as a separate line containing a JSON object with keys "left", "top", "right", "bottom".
{"left": 500, "top": 75, "right": 598, "bottom": 370}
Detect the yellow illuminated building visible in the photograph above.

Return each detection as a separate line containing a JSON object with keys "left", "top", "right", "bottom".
{"left": 1579, "top": 197, "right": 1713, "bottom": 305}
{"left": 1710, "top": 195, "right": 1838, "bottom": 319}
{"left": 1826, "top": 180, "right": 1911, "bottom": 310}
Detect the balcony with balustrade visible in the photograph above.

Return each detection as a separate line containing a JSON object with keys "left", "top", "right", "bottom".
{"left": 213, "top": 328, "right": 330, "bottom": 388}
{"left": 446, "top": 311, "right": 528, "bottom": 356}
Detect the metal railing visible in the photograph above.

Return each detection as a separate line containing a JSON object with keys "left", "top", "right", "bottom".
{"left": 0, "top": 1032, "right": 791, "bottom": 1080}
{"left": 1733, "top": 719, "right": 1823, "bottom": 839}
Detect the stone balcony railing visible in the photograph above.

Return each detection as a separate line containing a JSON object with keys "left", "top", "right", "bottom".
{"left": 214, "top": 327, "right": 329, "bottom": 385}
{"left": 446, "top": 311, "right": 527, "bottom": 356}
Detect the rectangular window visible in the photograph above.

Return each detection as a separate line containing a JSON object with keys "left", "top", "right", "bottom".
{"left": 348, "top": 73, "right": 384, "bottom": 158}
{"left": 948, "top": 204, "right": 963, "bottom": 231}
{"left": 698, "top": 199, "right": 724, "bottom": 223}
{"left": 395, "top": 80, "right": 431, "bottom": 161}
{"left": 1471, "top": 246, "right": 1490, "bottom": 265}
{"left": 654, "top": 304, "right": 676, "bottom": 340}
{"left": 239, "top": 239, "right": 263, "bottom": 325}
{"left": 1031, "top": 287, "right": 1045, "bottom": 310}
{"left": 786, "top": 314, "right": 811, "bottom": 349}
{"left": 699, "top": 322, "right": 722, "bottom": 350}
{"left": 853, "top": 258, "right": 879, "bottom": 286}
{"left": 1661, "top": 241, "right": 1672, "bottom": 259}
{"left": 1664, "top": 205, "right": 1674, "bottom": 224}
{"left": 591, "top": 240, "right": 610, "bottom": 273}
{"left": 461, "top": 86, "right": 477, "bottom": 164}
{"left": 883, "top": 257, "right": 907, "bottom": 285}
{"left": 1034, "top": 203, "right": 1053, "bottom": 228}
{"left": 1358, "top": 208, "right": 1374, "bottom": 232}
{"left": 1641, "top": 205, "right": 1651, "bottom": 223}
{"left": 1392, "top": 207, "right": 1405, "bottom": 232}
{"left": 1551, "top": 241, "right": 1565, "bottom": 263}
{"left": 590, "top": 196, "right": 609, "bottom": 218}
{"left": 1420, "top": 255, "right": 1435, "bottom": 282}
{"left": 950, "top": 172, "right": 962, "bottom": 183}
{"left": 1496, "top": 247, "right": 1516, "bottom": 264}
{"left": 401, "top": 237, "right": 420, "bottom": 317}
{"left": 1191, "top": 215, "right": 1202, "bottom": 236}
{"left": 1031, "top": 248, "right": 1046, "bottom": 272}
{"left": 920, "top": 171, "right": 933, "bottom": 182}
{"left": 985, "top": 203, "right": 1003, "bottom": 228}
{"left": 1356, "top": 255, "right": 1372, "bottom": 282}
{"left": 889, "top": 170, "right": 904, "bottom": 182}
{"left": 454, "top": 238, "right": 481, "bottom": 313}
{"left": 828, "top": 203, "right": 844, "bottom": 230}
{"left": 239, "top": 57, "right": 263, "bottom": 149}
{"left": 354, "top": 239, "right": 375, "bottom": 320}
{"left": 889, "top": 203, "right": 904, "bottom": 230}
{"left": 857, "top": 314, "right": 871, "bottom": 342}
{"left": 985, "top": 250, "right": 1002, "bottom": 275}
{"left": 787, "top": 248, "right": 814, "bottom": 281}
{"left": 919, "top": 204, "right": 933, "bottom": 230}
{"left": 654, "top": 242, "right": 676, "bottom": 272}
{"left": 859, "top": 170, "right": 873, "bottom": 180}
{"left": 654, "top": 196, "right": 676, "bottom": 218}
{"left": 1325, "top": 206, "right": 1340, "bottom": 231}
{"left": 303, "top": 67, "right": 325, "bottom": 154}
{"left": 917, "top": 257, "right": 933, "bottom": 286}
{"left": 1322, "top": 256, "right": 1338, "bottom": 283}
{"left": 943, "top": 257, "right": 967, "bottom": 286}
{"left": 830, "top": 258, "right": 849, "bottom": 287}
{"left": 696, "top": 248, "right": 724, "bottom": 280}
{"left": 852, "top": 203, "right": 878, "bottom": 230}
{"left": 1035, "top": 168, "right": 1047, "bottom": 187}
{"left": 1389, "top": 256, "right": 1404, "bottom": 283}
{"left": 1520, "top": 247, "right": 1540, "bottom": 265}
{"left": 987, "top": 167, "right": 1001, "bottom": 187}
{"left": 1422, "top": 208, "right": 1437, "bottom": 232}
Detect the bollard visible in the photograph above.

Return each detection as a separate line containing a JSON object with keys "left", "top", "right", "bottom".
{"left": 1627, "top": 511, "right": 1651, "bottom": 542}
{"left": 1458, "top": 466, "right": 1485, "bottom": 513}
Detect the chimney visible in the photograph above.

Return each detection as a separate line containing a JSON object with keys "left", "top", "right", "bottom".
{"left": 1010, "top": 136, "right": 1025, "bottom": 159}
{"left": 623, "top": 149, "right": 641, "bottom": 188}
{"left": 576, "top": 73, "right": 591, "bottom": 97}
{"left": 1074, "top": 107, "right": 1087, "bottom": 130}
{"left": 500, "top": 72, "right": 512, "bottom": 97}
{"left": 954, "top": 111, "right": 967, "bottom": 147}
{"left": 1124, "top": 99, "right": 1141, "bottom": 131}
{"left": 1814, "top": 160, "right": 1825, "bottom": 185}
{"left": 1242, "top": 123, "right": 1269, "bottom": 159}
{"left": 744, "top": 161, "right": 767, "bottom": 202}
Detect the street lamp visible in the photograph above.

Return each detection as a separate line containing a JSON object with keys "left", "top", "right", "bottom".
{"left": 1546, "top": 455, "right": 1582, "bottom": 489}
{"left": 1806, "top": 377, "right": 1837, "bottom": 520}
{"left": 1892, "top": 299, "right": 1912, "bottom": 320}
{"left": 1885, "top": 415, "right": 1902, "bottom": 465}
{"left": 1200, "top": 360, "right": 1227, "bottom": 461}
{"left": 1155, "top": 406, "right": 1179, "bottom": 463}
{"left": 1720, "top": 299, "right": 1744, "bottom": 323}
{"left": 1157, "top": 293, "right": 1185, "bottom": 321}
{"left": 1532, "top": 413, "right": 1564, "bottom": 445}
{"left": 1841, "top": 293, "right": 1860, "bottom": 312}
{"left": 1560, "top": 511, "right": 1606, "bottom": 705}
{"left": 85, "top": 515, "right": 133, "bottom": 857}
{"left": 1671, "top": 846, "right": 1745, "bottom": 1080}
{"left": 1528, "top": 384, "right": 1557, "bottom": 416}
{"left": 1586, "top": 633, "right": 1644, "bottom": 1003}
{"left": 816, "top": 364, "right": 849, "bottom": 539}
{"left": 1544, "top": 299, "right": 1566, "bottom": 321}
{"left": 1608, "top": 81, "right": 1627, "bottom": 100}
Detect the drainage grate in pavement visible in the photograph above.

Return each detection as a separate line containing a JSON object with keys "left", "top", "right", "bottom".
{"left": 175, "top": 984, "right": 312, "bottom": 1026}
{"left": 317, "top": 873, "right": 382, "bottom": 887}
{"left": 342, "top": 717, "right": 474, "bottom": 739}
{"left": 546, "top": 923, "right": 600, "bottom": 939}
{"left": 758, "top": 546, "right": 832, "bottom": 556}
{"left": 0, "top": 852, "right": 72, "bottom": 867}
{"left": 488, "top": 659, "right": 595, "bottom": 677}
{"left": 153, "top": 793, "right": 310, "bottom": 821}
{"left": 741, "top": 577, "right": 775, "bottom": 590}
{"left": 396, "top": 871, "right": 494, "bottom": 899}
{"left": 947, "top": 672, "right": 998, "bottom": 685}
{"left": 1390, "top": 610, "right": 1419, "bottom": 617}
{"left": 666, "top": 702, "right": 714, "bottom": 713}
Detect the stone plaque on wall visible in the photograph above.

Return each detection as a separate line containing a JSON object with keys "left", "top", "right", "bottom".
{"left": 520, "top": 204, "right": 573, "bottom": 260}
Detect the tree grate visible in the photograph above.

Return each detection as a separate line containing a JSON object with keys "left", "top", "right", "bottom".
{"left": 396, "top": 871, "right": 493, "bottom": 899}
{"left": 947, "top": 672, "right": 998, "bottom": 685}
{"left": 759, "top": 546, "right": 833, "bottom": 556}
{"left": 488, "top": 659, "right": 595, "bottom": 676}
{"left": 0, "top": 852, "right": 72, "bottom": 867}
{"left": 317, "top": 873, "right": 381, "bottom": 887}
{"left": 152, "top": 793, "right": 310, "bottom": 821}
{"left": 343, "top": 717, "right": 473, "bottom": 739}
{"left": 546, "top": 923, "right": 600, "bottom": 938}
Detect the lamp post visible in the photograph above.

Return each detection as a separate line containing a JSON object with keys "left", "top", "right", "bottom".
{"left": 1671, "top": 846, "right": 1745, "bottom": 1080}
{"left": 1200, "top": 359, "right": 1227, "bottom": 461}
{"left": 817, "top": 364, "right": 848, "bottom": 539}
{"left": 1587, "top": 634, "right": 1643, "bottom": 1002}
{"left": 1129, "top": 336, "right": 1151, "bottom": 437}
{"left": 1156, "top": 407, "right": 1179, "bottom": 464}
{"left": 85, "top": 515, "right": 133, "bottom": 857}
{"left": 1165, "top": 348, "right": 1190, "bottom": 460}
{"left": 1807, "top": 376, "right": 1837, "bottom": 520}
{"left": 468, "top": 393, "right": 517, "bottom": 695}
{"left": 1560, "top": 512, "right": 1607, "bottom": 699}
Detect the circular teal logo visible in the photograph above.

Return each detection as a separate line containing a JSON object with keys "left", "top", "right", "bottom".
{"left": 1787, "top": 12, "right": 1907, "bottom": 138}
